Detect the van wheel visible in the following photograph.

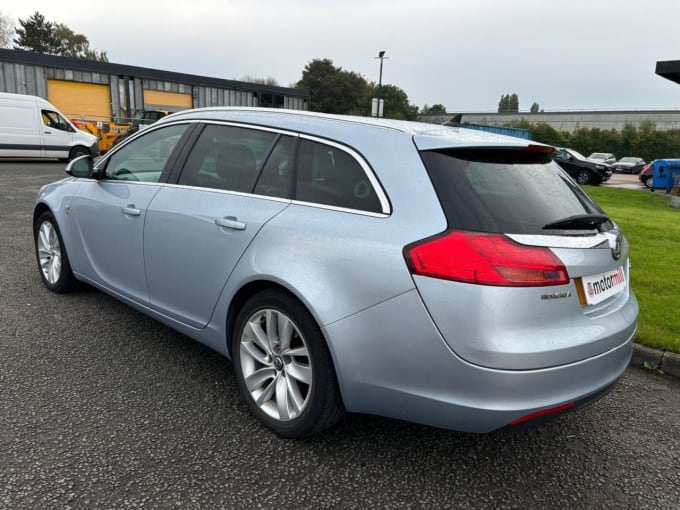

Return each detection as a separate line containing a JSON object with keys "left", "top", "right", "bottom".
{"left": 69, "top": 146, "right": 90, "bottom": 160}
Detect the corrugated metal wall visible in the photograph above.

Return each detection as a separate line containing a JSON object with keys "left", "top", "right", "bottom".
{"left": 194, "top": 87, "right": 257, "bottom": 108}
{"left": 0, "top": 62, "right": 47, "bottom": 97}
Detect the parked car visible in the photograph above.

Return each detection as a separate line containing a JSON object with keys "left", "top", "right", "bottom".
{"left": 33, "top": 108, "right": 638, "bottom": 438}
{"left": 612, "top": 157, "right": 646, "bottom": 174}
{"left": 553, "top": 147, "right": 613, "bottom": 185}
{"left": 639, "top": 161, "right": 655, "bottom": 188}
{"left": 588, "top": 152, "right": 617, "bottom": 165}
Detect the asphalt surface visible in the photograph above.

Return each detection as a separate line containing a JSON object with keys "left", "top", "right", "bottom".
{"left": 1, "top": 161, "right": 679, "bottom": 509}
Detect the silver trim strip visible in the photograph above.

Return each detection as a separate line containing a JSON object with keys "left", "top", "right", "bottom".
{"left": 507, "top": 233, "right": 611, "bottom": 249}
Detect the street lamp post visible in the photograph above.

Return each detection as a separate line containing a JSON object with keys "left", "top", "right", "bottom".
{"left": 373, "top": 50, "right": 388, "bottom": 117}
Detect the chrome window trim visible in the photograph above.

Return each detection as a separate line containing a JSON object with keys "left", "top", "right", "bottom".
{"left": 192, "top": 122, "right": 391, "bottom": 215}
{"left": 161, "top": 182, "right": 292, "bottom": 204}
{"left": 290, "top": 199, "right": 389, "bottom": 218}
{"left": 159, "top": 182, "right": 388, "bottom": 217}
{"left": 100, "top": 118, "right": 392, "bottom": 216}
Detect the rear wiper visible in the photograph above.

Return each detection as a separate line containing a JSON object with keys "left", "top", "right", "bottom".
{"left": 543, "top": 213, "right": 609, "bottom": 230}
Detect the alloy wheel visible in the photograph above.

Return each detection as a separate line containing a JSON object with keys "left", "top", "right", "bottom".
{"left": 239, "top": 308, "right": 312, "bottom": 421}
{"left": 37, "top": 221, "right": 62, "bottom": 285}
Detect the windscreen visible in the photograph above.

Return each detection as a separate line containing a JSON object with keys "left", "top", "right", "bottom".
{"left": 420, "top": 148, "right": 608, "bottom": 235}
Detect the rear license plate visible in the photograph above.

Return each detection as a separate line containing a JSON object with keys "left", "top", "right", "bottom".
{"left": 580, "top": 266, "right": 627, "bottom": 305}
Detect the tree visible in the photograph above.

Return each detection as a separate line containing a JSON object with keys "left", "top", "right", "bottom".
{"left": 13, "top": 11, "right": 58, "bottom": 54}
{"left": 240, "top": 76, "right": 280, "bottom": 86}
{"left": 0, "top": 10, "right": 13, "bottom": 48}
{"left": 370, "top": 83, "right": 418, "bottom": 120}
{"left": 296, "top": 58, "right": 370, "bottom": 114}
{"left": 530, "top": 102, "right": 540, "bottom": 113}
{"left": 498, "top": 93, "right": 519, "bottom": 113}
{"left": 420, "top": 104, "right": 447, "bottom": 115}
{"left": 14, "top": 11, "right": 108, "bottom": 61}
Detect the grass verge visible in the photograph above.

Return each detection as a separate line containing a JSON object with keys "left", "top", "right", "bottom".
{"left": 586, "top": 186, "right": 680, "bottom": 354}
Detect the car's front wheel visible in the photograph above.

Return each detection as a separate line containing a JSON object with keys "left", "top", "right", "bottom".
{"left": 34, "top": 211, "right": 78, "bottom": 293}
{"left": 232, "top": 289, "right": 344, "bottom": 438}
{"left": 575, "top": 169, "right": 593, "bottom": 185}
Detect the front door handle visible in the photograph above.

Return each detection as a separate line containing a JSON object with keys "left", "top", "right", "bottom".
{"left": 122, "top": 205, "right": 141, "bottom": 216}
{"left": 215, "top": 216, "right": 246, "bottom": 230}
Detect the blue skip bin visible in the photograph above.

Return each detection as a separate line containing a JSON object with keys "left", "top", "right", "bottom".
{"left": 652, "top": 159, "right": 680, "bottom": 190}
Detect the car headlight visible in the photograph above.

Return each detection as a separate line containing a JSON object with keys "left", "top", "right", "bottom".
{"left": 595, "top": 165, "right": 605, "bottom": 170}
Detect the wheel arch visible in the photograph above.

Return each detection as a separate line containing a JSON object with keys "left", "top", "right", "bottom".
{"left": 33, "top": 202, "right": 53, "bottom": 232}
{"left": 226, "top": 280, "right": 323, "bottom": 356}
{"left": 224, "top": 279, "right": 346, "bottom": 406}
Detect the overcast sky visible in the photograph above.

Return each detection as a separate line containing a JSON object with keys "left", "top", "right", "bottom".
{"left": 2, "top": 0, "right": 680, "bottom": 112}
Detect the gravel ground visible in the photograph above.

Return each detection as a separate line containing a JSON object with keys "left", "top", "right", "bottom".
{"left": 1, "top": 161, "right": 679, "bottom": 509}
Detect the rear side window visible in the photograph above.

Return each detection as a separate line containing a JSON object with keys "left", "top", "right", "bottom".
{"left": 178, "top": 124, "right": 277, "bottom": 193}
{"left": 295, "top": 138, "right": 381, "bottom": 213}
{"left": 420, "top": 148, "right": 605, "bottom": 235}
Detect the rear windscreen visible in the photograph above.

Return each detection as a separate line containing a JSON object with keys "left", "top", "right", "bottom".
{"left": 420, "top": 148, "right": 607, "bottom": 235}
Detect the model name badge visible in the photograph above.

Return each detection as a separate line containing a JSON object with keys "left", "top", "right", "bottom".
{"left": 541, "top": 291, "right": 572, "bottom": 300}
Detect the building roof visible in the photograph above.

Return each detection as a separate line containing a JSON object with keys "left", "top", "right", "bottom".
{"left": 0, "top": 48, "right": 309, "bottom": 97}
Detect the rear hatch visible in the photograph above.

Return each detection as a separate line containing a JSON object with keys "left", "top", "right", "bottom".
{"left": 405, "top": 145, "right": 638, "bottom": 370}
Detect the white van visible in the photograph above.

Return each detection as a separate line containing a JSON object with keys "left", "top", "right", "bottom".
{"left": 0, "top": 92, "right": 99, "bottom": 160}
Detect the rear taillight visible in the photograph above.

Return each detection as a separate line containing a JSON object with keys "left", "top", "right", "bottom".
{"left": 404, "top": 230, "right": 569, "bottom": 287}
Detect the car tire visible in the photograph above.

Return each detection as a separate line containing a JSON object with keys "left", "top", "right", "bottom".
{"left": 34, "top": 211, "right": 78, "bottom": 293}
{"left": 575, "top": 169, "right": 592, "bottom": 185}
{"left": 644, "top": 177, "right": 654, "bottom": 189}
{"left": 232, "top": 288, "right": 344, "bottom": 438}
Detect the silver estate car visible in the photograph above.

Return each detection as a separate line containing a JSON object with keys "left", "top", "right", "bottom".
{"left": 34, "top": 108, "right": 638, "bottom": 438}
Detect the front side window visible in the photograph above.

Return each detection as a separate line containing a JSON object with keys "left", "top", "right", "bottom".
{"left": 104, "top": 124, "right": 188, "bottom": 182}
{"left": 42, "top": 110, "right": 72, "bottom": 132}
{"left": 178, "top": 124, "right": 277, "bottom": 193}
{"left": 295, "top": 139, "right": 381, "bottom": 213}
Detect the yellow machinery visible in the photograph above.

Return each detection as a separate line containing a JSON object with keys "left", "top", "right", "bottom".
{"left": 72, "top": 110, "right": 170, "bottom": 153}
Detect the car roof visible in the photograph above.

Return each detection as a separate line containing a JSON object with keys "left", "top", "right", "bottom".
{"left": 159, "top": 107, "right": 536, "bottom": 151}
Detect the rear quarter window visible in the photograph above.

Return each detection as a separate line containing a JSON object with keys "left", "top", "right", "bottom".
{"left": 420, "top": 148, "right": 604, "bottom": 235}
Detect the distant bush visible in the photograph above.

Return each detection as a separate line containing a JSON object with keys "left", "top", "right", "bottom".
{"left": 504, "top": 119, "right": 680, "bottom": 161}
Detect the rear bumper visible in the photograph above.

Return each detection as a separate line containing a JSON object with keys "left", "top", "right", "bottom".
{"left": 325, "top": 289, "right": 633, "bottom": 433}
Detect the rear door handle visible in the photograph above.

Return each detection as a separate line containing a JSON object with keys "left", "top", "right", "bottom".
{"left": 122, "top": 205, "right": 141, "bottom": 216}
{"left": 215, "top": 216, "right": 246, "bottom": 230}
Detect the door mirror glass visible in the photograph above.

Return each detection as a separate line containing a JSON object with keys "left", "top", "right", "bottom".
{"left": 65, "top": 155, "right": 94, "bottom": 178}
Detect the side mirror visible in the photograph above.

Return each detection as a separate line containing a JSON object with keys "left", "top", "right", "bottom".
{"left": 65, "top": 155, "right": 94, "bottom": 178}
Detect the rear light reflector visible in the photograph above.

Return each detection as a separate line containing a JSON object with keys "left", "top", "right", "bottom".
{"left": 404, "top": 230, "right": 569, "bottom": 287}
{"left": 509, "top": 401, "right": 576, "bottom": 426}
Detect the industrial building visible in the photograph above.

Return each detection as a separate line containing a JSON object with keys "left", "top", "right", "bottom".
{"left": 0, "top": 48, "right": 309, "bottom": 124}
